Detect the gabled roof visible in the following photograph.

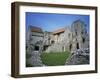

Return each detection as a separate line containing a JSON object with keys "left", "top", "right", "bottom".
{"left": 52, "top": 28, "right": 65, "bottom": 35}
{"left": 29, "top": 25, "right": 43, "bottom": 33}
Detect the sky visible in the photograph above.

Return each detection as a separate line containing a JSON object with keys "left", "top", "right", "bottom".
{"left": 26, "top": 12, "right": 90, "bottom": 32}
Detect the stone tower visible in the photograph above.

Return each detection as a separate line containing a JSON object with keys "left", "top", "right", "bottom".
{"left": 70, "top": 19, "right": 89, "bottom": 51}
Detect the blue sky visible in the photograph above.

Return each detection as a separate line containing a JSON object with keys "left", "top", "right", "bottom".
{"left": 26, "top": 12, "right": 89, "bottom": 32}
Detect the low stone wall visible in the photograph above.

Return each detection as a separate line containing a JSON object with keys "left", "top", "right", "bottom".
{"left": 65, "top": 48, "right": 89, "bottom": 65}
{"left": 26, "top": 51, "right": 44, "bottom": 67}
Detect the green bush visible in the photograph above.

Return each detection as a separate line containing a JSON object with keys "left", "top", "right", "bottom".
{"left": 40, "top": 51, "right": 70, "bottom": 66}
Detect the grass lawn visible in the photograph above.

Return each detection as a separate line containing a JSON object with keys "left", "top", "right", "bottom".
{"left": 40, "top": 51, "right": 70, "bottom": 66}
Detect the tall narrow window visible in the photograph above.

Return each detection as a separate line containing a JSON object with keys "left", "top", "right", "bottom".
{"left": 69, "top": 44, "right": 72, "bottom": 51}
{"left": 81, "top": 31, "right": 83, "bottom": 34}
{"left": 82, "top": 37, "right": 85, "bottom": 43}
{"left": 75, "top": 30, "right": 77, "bottom": 36}
{"left": 76, "top": 43, "right": 79, "bottom": 49}
{"left": 62, "top": 46, "right": 64, "bottom": 51}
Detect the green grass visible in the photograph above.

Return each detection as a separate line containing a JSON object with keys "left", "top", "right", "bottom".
{"left": 40, "top": 51, "right": 70, "bottom": 66}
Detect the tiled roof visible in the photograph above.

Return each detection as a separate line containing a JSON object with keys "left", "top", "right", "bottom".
{"left": 29, "top": 25, "right": 43, "bottom": 33}
{"left": 53, "top": 28, "right": 65, "bottom": 34}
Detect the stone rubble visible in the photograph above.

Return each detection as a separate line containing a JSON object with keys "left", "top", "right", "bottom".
{"left": 26, "top": 51, "right": 44, "bottom": 67}
{"left": 65, "top": 48, "right": 89, "bottom": 65}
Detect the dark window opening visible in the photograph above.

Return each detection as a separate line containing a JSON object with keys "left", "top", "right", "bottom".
{"left": 34, "top": 46, "right": 39, "bottom": 51}
{"left": 69, "top": 44, "right": 72, "bottom": 51}
{"left": 76, "top": 43, "right": 79, "bottom": 49}
{"left": 82, "top": 38, "right": 85, "bottom": 43}
{"left": 48, "top": 37, "right": 50, "bottom": 40}
{"left": 51, "top": 40, "right": 55, "bottom": 44}
{"left": 62, "top": 46, "right": 65, "bottom": 51}
{"left": 75, "top": 31, "right": 77, "bottom": 36}
{"left": 81, "top": 31, "right": 83, "bottom": 34}
{"left": 43, "top": 46, "right": 48, "bottom": 51}
{"left": 26, "top": 45, "right": 28, "bottom": 49}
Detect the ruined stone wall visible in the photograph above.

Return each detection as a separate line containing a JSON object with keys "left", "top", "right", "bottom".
{"left": 27, "top": 20, "right": 89, "bottom": 53}
{"left": 44, "top": 20, "right": 89, "bottom": 52}
{"left": 26, "top": 20, "right": 89, "bottom": 67}
{"left": 70, "top": 20, "right": 89, "bottom": 51}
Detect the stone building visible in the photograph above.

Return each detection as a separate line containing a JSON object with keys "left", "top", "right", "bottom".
{"left": 26, "top": 19, "right": 89, "bottom": 53}
{"left": 70, "top": 20, "right": 89, "bottom": 51}
{"left": 26, "top": 26, "right": 44, "bottom": 52}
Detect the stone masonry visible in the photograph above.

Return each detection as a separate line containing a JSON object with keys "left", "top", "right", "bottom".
{"left": 26, "top": 19, "right": 89, "bottom": 66}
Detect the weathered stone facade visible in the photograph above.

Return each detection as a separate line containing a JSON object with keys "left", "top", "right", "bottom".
{"left": 44, "top": 20, "right": 89, "bottom": 52}
{"left": 26, "top": 19, "right": 89, "bottom": 66}
{"left": 27, "top": 19, "right": 89, "bottom": 53}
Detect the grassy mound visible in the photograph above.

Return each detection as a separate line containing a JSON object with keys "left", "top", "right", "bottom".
{"left": 41, "top": 51, "right": 70, "bottom": 66}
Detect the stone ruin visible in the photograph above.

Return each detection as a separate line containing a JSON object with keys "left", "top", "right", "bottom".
{"left": 65, "top": 48, "right": 89, "bottom": 65}
{"left": 26, "top": 19, "right": 90, "bottom": 66}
